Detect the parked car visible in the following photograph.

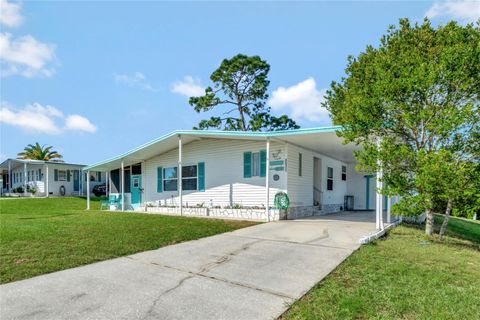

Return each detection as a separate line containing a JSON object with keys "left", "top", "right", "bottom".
{"left": 92, "top": 184, "right": 106, "bottom": 197}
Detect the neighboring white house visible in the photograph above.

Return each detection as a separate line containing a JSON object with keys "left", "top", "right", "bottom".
{"left": 0, "top": 159, "right": 105, "bottom": 197}
{"left": 84, "top": 126, "right": 392, "bottom": 225}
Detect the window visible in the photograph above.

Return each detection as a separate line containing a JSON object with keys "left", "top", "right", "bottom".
{"left": 342, "top": 165, "right": 347, "bottom": 181}
{"left": 58, "top": 170, "right": 67, "bottom": 181}
{"left": 252, "top": 152, "right": 260, "bottom": 177}
{"left": 163, "top": 167, "right": 178, "bottom": 191}
{"left": 182, "top": 165, "right": 198, "bottom": 191}
{"left": 133, "top": 178, "right": 139, "bottom": 188}
{"left": 243, "top": 150, "right": 266, "bottom": 178}
{"left": 27, "top": 171, "right": 30, "bottom": 181}
{"left": 162, "top": 165, "right": 198, "bottom": 191}
{"left": 299, "top": 153, "right": 302, "bottom": 176}
{"left": 327, "top": 167, "right": 333, "bottom": 191}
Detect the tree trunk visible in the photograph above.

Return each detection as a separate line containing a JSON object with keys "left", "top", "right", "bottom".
{"left": 238, "top": 103, "right": 246, "bottom": 131}
{"left": 439, "top": 198, "right": 453, "bottom": 241}
{"left": 425, "top": 208, "right": 434, "bottom": 236}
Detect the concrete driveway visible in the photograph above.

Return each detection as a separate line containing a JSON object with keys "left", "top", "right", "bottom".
{"left": 0, "top": 211, "right": 378, "bottom": 320}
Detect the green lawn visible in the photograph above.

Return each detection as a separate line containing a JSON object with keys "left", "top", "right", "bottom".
{"left": 0, "top": 197, "right": 256, "bottom": 284}
{"left": 282, "top": 216, "right": 480, "bottom": 320}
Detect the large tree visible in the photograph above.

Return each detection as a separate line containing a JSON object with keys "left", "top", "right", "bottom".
{"left": 17, "top": 143, "right": 64, "bottom": 162}
{"left": 324, "top": 19, "right": 480, "bottom": 236}
{"left": 189, "top": 54, "right": 299, "bottom": 131}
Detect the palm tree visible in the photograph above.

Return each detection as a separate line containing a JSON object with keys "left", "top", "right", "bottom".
{"left": 17, "top": 143, "right": 64, "bottom": 162}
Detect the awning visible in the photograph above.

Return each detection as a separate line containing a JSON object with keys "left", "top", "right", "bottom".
{"left": 84, "top": 126, "right": 360, "bottom": 172}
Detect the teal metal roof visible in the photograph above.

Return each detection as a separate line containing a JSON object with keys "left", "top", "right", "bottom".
{"left": 84, "top": 126, "right": 343, "bottom": 171}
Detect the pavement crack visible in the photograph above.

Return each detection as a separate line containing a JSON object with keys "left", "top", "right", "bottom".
{"left": 198, "top": 239, "right": 263, "bottom": 273}
{"left": 224, "top": 234, "right": 353, "bottom": 251}
{"left": 142, "top": 275, "right": 194, "bottom": 320}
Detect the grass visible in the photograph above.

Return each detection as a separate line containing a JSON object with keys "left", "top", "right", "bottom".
{"left": 0, "top": 197, "right": 256, "bottom": 284}
{"left": 282, "top": 216, "right": 480, "bottom": 320}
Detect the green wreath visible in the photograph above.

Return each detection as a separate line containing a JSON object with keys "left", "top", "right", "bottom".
{"left": 274, "top": 192, "right": 290, "bottom": 210}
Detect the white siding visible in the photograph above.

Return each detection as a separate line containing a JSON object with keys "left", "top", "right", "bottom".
{"left": 286, "top": 144, "right": 314, "bottom": 206}
{"left": 10, "top": 163, "right": 85, "bottom": 196}
{"left": 143, "top": 138, "right": 287, "bottom": 207}
{"left": 346, "top": 164, "right": 373, "bottom": 210}
{"left": 286, "top": 143, "right": 349, "bottom": 207}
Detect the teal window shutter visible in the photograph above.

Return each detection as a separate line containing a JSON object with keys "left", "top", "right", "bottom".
{"left": 198, "top": 162, "right": 205, "bottom": 191}
{"left": 67, "top": 170, "right": 71, "bottom": 182}
{"left": 243, "top": 152, "right": 252, "bottom": 178}
{"left": 260, "top": 149, "right": 266, "bottom": 177}
{"left": 54, "top": 169, "right": 58, "bottom": 181}
{"left": 157, "top": 167, "right": 163, "bottom": 192}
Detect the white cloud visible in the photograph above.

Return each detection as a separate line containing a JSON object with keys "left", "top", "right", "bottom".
{"left": 65, "top": 115, "right": 97, "bottom": 133}
{"left": 171, "top": 76, "right": 205, "bottom": 97}
{"left": 0, "top": 32, "right": 56, "bottom": 77}
{"left": 426, "top": 0, "right": 480, "bottom": 23}
{"left": 114, "top": 72, "right": 157, "bottom": 91}
{"left": 0, "top": 102, "right": 97, "bottom": 134}
{"left": 268, "top": 77, "right": 331, "bottom": 124}
{"left": 0, "top": 0, "right": 23, "bottom": 28}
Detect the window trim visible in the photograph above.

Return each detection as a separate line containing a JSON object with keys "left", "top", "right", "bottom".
{"left": 327, "top": 167, "right": 334, "bottom": 191}
{"left": 162, "top": 164, "right": 199, "bottom": 191}
{"left": 58, "top": 170, "right": 67, "bottom": 181}
{"left": 163, "top": 166, "right": 178, "bottom": 192}
{"left": 252, "top": 152, "right": 260, "bottom": 177}
{"left": 182, "top": 164, "right": 198, "bottom": 191}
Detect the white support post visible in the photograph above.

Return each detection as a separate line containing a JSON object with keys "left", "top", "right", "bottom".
{"left": 387, "top": 196, "right": 392, "bottom": 224}
{"left": 23, "top": 162, "right": 27, "bottom": 197}
{"left": 142, "top": 161, "right": 146, "bottom": 207}
{"left": 265, "top": 138, "right": 271, "bottom": 222}
{"left": 376, "top": 138, "right": 384, "bottom": 230}
{"left": 121, "top": 161, "right": 125, "bottom": 211}
{"left": 86, "top": 170, "right": 90, "bottom": 210}
{"left": 178, "top": 135, "right": 183, "bottom": 216}
{"left": 45, "top": 165, "right": 49, "bottom": 197}
{"left": 105, "top": 171, "right": 109, "bottom": 197}
{"left": 8, "top": 160, "right": 12, "bottom": 193}
{"left": 108, "top": 170, "right": 112, "bottom": 198}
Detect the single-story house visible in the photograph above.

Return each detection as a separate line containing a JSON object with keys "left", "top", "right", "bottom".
{"left": 84, "top": 126, "right": 393, "bottom": 227}
{"left": 0, "top": 159, "right": 105, "bottom": 197}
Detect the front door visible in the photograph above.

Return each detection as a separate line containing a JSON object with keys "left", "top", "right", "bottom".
{"left": 73, "top": 170, "right": 80, "bottom": 192}
{"left": 131, "top": 175, "right": 142, "bottom": 208}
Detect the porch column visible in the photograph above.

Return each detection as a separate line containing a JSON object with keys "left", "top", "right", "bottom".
{"left": 178, "top": 135, "right": 183, "bottom": 216}
{"left": 86, "top": 170, "right": 90, "bottom": 210}
{"left": 23, "top": 162, "right": 27, "bottom": 197}
{"left": 8, "top": 160, "right": 12, "bottom": 193}
{"left": 387, "top": 196, "right": 392, "bottom": 224}
{"left": 105, "top": 171, "right": 109, "bottom": 197}
{"left": 265, "top": 138, "right": 270, "bottom": 222}
{"left": 45, "top": 164, "right": 49, "bottom": 197}
{"left": 108, "top": 170, "right": 112, "bottom": 198}
{"left": 121, "top": 161, "right": 125, "bottom": 211}
{"left": 375, "top": 170, "right": 384, "bottom": 230}
{"left": 142, "top": 160, "right": 146, "bottom": 207}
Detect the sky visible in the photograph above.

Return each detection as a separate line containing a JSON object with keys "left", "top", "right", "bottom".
{"left": 1, "top": 0, "right": 479, "bottom": 165}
